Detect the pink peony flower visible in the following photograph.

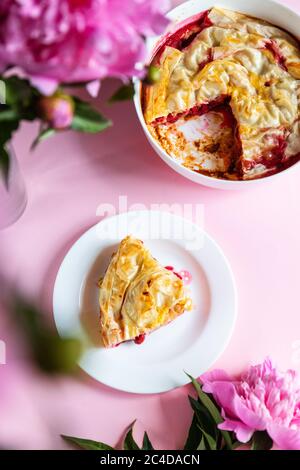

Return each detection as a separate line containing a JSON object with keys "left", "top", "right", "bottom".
{"left": 0, "top": 0, "right": 170, "bottom": 94}
{"left": 201, "top": 358, "right": 300, "bottom": 450}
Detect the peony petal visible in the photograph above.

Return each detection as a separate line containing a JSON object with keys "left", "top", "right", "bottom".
{"left": 267, "top": 422, "right": 300, "bottom": 450}
{"left": 203, "top": 380, "right": 268, "bottom": 432}
{"left": 231, "top": 389, "right": 267, "bottom": 431}
{"left": 219, "top": 418, "right": 254, "bottom": 443}
{"left": 0, "top": 0, "right": 168, "bottom": 85}
{"left": 86, "top": 80, "right": 101, "bottom": 98}
{"left": 202, "top": 381, "right": 239, "bottom": 413}
{"left": 201, "top": 369, "right": 232, "bottom": 392}
{"left": 30, "top": 76, "right": 58, "bottom": 96}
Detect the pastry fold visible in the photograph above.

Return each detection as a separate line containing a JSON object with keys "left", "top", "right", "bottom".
{"left": 99, "top": 236, "right": 191, "bottom": 347}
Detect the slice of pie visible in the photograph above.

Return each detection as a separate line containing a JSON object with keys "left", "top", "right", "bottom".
{"left": 99, "top": 236, "right": 192, "bottom": 348}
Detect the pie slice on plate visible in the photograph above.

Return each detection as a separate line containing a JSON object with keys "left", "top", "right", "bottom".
{"left": 99, "top": 235, "right": 192, "bottom": 347}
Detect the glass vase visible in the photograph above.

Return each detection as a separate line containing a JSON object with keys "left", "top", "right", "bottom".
{"left": 0, "top": 146, "right": 27, "bottom": 230}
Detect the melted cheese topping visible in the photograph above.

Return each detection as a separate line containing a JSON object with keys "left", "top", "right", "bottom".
{"left": 99, "top": 236, "right": 191, "bottom": 347}
{"left": 143, "top": 7, "right": 300, "bottom": 180}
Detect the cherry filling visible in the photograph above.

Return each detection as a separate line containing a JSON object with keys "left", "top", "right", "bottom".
{"left": 152, "top": 95, "right": 229, "bottom": 127}
{"left": 243, "top": 135, "right": 297, "bottom": 174}
{"left": 164, "top": 266, "right": 191, "bottom": 284}
{"left": 134, "top": 334, "right": 146, "bottom": 345}
{"left": 154, "top": 10, "right": 212, "bottom": 59}
{"left": 174, "top": 272, "right": 183, "bottom": 280}
{"left": 113, "top": 335, "right": 146, "bottom": 347}
{"left": 263, "top": 40, "right": 287, "bottom": 71}
{"left": 152, "top": 96, "right": 242, "bottom": 175}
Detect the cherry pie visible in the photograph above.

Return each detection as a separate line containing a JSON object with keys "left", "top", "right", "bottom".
{"left": 143, "top": 7, "right": 300, "bottom": 180}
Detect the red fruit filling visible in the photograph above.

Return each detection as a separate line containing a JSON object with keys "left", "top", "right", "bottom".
{"left": 243, "top": 136, "right": 288, "bottom": 171}
{"left": 263, "top": 40, "right": 287, "bottom": 71}
{"left": 174, "top": 272, "right": 183, "bottom": 280}
{"left": 165, "top": 266, "right": 192, "bottom": 284}
{"left": 154, "top": 10, "right": 212, "bottom": 60}
{"left": 134, "top": 334, "right": 146, "bottom": 345}
{"left": 152, "top": 95, "right": 229, "bottom": 127}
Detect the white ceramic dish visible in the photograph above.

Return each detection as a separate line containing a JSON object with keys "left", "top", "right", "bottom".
{"left": 53, "top": 211, "right": 237, "bottom": 393}
{"left": 134, "top": 0, "right": 300, "bottom": 189}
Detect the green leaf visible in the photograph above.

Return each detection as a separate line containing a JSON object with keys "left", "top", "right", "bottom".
{"left": 197, "top": 424, "right": 217, "bottom": 450}
{"left": 186, "top": 373, "right": 233, "bottom": 450}
{"left": 1, "top": 77, "right": 39, "bottom": 124}
{"left": 0, "top": 145, "right": 10, "bottom": 187}
{"left": 251, "top": 431, "right": 273, "bottom": 450}
{"left": 143, "top": 65, "right": 161, "bottom": 85}
{"left": 34, "top": 334, "right": 81, "bottom": 374}
{"left": 186, "top": 397, "right": 218, "bottom": 450}
{"left": 61, "top": 435, "right": 114, "bottom": 450}
{"left": 31, "top": 127, "right": 56, "bottom": 150}
{"left": 0, "top": 107, "right": 19, "bottom": 121}
{"left": 0, "top": 118, "right": 20, "bottom": 146}
{"left": 71, "top": 99, "right": 111, "bottom": 133}
{"left": 142, "top": 432, "right": 154, "bottom": 450}
{"left": 184, "top": 412, "right": 203, "bottom": 450}
{"left": 123, "top": 423, "right": 140, "bottom": 450}
{"left": 4, "top": 76, "right": 36, "bottom": 107}
{"left": 109, "top": 83, "right": 135, "bottom": 103}
{"left": 197, "top": 436, "right": 207, "bottom": 450}
{"left": 0, "top": 119, "right": 20, "bottom": 185}
{"left": 12, "top": 298, "right": 81, "bottom": 374}
{"left": 189, "top": 396, "right": 217, "bottom": 440}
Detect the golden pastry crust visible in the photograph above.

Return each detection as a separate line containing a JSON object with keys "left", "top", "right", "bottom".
{"left": 99, "top": 236, "right": 191, "bottom": 347}
{"left": 143, "top": 7, "right": 300, "bottom": 180}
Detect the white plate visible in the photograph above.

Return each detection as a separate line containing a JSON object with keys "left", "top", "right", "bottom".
{"left": 53, "top": 211, "right": 237, "bottom": 393}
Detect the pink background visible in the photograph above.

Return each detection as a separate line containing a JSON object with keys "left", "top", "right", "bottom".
{"left": 0, "top": 0, "right": 300, "bottom": 450}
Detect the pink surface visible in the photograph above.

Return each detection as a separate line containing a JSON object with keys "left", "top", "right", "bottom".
{"left": 1, "top": 0, "right": 300, "bottom": 450}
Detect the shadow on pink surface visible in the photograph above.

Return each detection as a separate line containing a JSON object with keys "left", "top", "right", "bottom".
{"left": 0, "top": 36, "right": 300, "bottom": 447}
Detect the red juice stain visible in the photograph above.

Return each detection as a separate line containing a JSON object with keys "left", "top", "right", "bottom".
{"left": 174, "top": 271, "right": 183, "bottom": 280}
{"left": 134, "top": 334, "right": 146, "bottom": 345}
{"left": 179, "top": 270, "right": 193, "bottom": 285}
{"left": 165, "top": 266, "right": 192, "bottom": 284}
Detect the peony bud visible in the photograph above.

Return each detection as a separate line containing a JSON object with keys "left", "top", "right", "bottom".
{"left": 38, "top": 93, "right": 74, "bottom": 130}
